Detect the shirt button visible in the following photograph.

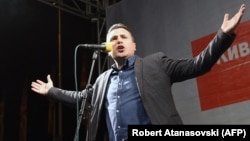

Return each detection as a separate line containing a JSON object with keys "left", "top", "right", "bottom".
{"left": 118, "top": 126, "right": 121, "bottom": 128}
{"left": 117, "top": 96, "right": 120, "bottom": 98}
{"left": 116, "top": 110, "right": 119, "bottom": 112}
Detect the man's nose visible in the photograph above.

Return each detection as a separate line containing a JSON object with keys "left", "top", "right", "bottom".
{"left": 117, "top": 37, "right": 122, "bottom": 43}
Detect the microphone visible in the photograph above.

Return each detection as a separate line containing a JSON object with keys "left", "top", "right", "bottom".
{"left": 78, "top": 42, "right": 112, "bottom": 53}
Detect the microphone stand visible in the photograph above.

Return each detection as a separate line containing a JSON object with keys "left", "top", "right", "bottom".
{"left": 74, "top": 50, "right": 99, "bottom": 141}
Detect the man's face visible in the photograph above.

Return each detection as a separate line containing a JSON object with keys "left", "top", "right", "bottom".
{"left": 106, "top": 28, "right": 136, "bottom": 60}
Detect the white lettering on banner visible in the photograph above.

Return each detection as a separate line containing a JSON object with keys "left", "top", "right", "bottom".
{"left": 217, "top": 41, "right": 250, "bottom": 64}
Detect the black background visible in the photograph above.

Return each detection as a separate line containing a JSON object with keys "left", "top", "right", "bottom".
{"left": 0, "top": 0, "right": 102, "bottom": 140}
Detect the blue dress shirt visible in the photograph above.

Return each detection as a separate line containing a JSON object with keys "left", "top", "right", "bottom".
{"left": 105, "top": 56, "right": 151, "bottom": 141}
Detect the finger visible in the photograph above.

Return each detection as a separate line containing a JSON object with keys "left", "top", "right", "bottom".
{"left": 47, "top": 74, "right": 52, "bottom": 83}
{"left": 36, "top": 80, "right": 45, "bottom": 85}
{"left": 31, "top": 83, "right": 40, "bottom": 92}
{"left": 239, "top": 4, "right": 246, "bottom": 14}
{"left": 232, "top": 9, "right": 244, "bottom": 26}
{"left": 31, "top": 84, "right": 43, "bottom": 93}
{"left": 235, "top": 4, "right": 246, "bottom": 20}
{"left": 31, "top": 87, "right": 40, "bottom": 93}
{"left": 31, "top": 82, "right": 41, "bottom": 89}
{"left": 236, "top": 4, "right": 246, "bottom": 20}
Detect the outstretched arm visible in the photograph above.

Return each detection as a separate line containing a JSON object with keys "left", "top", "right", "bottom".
{"left": 221, "top": 4, "right": 246, "bottom": 34}
{"left": 31, "top": 74, "right": 53, "bottom": 95}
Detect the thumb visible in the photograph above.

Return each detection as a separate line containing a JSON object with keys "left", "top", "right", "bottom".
{"left": 223, "top": 13, "right": 229, "bottom": 23}
{"left": 47, "top": 74, "right": 52, "bottom": 83}
{"left": 46, "top": 74, "right": 54, "bottom": 89}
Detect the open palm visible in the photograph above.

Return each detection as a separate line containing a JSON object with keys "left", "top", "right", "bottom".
{"left": 31, "top": 74, "right": 53, "bottom": 95}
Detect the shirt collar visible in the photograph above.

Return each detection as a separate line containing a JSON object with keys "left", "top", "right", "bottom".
{"left": 111, "top": 55, "right": 136, "bottom": 71}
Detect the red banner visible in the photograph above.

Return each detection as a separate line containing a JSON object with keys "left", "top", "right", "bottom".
{"left": 191, "top": 20, "right": 250, "bottom": 111}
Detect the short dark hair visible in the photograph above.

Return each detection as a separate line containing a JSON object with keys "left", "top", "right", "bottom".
{"left": 107, "top": 23, "right": 134, "bottom": 41}
{"left": 107, "top": 23, "right": 130, "bottom": 33}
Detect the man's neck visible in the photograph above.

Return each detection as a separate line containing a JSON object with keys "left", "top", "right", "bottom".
{"left": 114, "top": 56, "right": 133, "bottom": 70}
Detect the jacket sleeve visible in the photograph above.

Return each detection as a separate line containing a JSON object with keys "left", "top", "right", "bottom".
{"left": 47, "top": 87, "right": 88, "bottom": 107}
{"left": 163, "top": 29, "right": 236, "bottom": 82}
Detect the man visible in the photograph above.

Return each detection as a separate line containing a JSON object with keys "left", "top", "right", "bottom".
{"left": 31, "top": 4, "right": 246, "bottom": 141}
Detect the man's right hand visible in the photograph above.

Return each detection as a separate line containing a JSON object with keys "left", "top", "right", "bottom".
{"left": 31, "top": 74, "right": 53, "bottom": 95}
